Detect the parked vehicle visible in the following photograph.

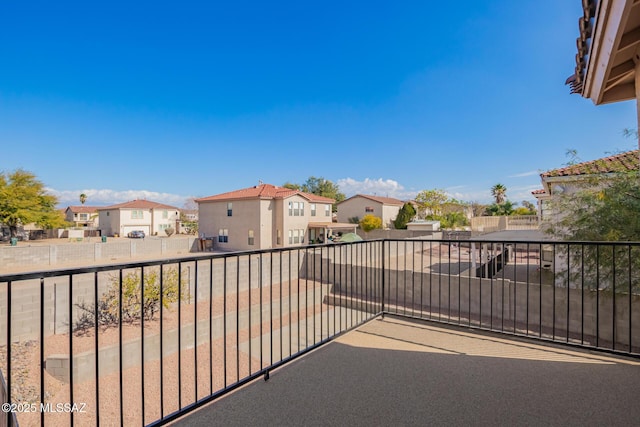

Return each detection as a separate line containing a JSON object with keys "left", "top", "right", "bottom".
{"left": 127, "top": 230, "right": 145, "bottom": 239}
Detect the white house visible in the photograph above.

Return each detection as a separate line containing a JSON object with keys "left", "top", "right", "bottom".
{"left": 97, "top": 199, "right": 181, "bottom": 237}
{"left": 336, "top": 195, "right": 404, "bottom": 229}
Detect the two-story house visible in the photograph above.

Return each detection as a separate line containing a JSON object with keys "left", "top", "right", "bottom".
{"left": 336, "top": 195, "right": 404, "bottom": 229}
{"left": 64, "top": 206, "right": 100, "bottom": 228}
{"left": 196, "top": 183, "right": 338, "bottom": 251}
{"left": 97, "top": 199, "right": 181, "bottom": 237}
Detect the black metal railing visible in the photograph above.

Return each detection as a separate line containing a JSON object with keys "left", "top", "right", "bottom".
{"left": 0, "top": 238, "right": 638, "bottom": 426}
{"left": 381, "top": 239, "right": 640, "bottom": 356}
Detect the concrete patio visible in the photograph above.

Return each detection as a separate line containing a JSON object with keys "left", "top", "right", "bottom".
{"left": 173, "top": 316, "right": 640, "bottom": 426}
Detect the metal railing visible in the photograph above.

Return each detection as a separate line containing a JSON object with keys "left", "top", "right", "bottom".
{"left": 0, "top": 238, "right": 638, "bottom": 426}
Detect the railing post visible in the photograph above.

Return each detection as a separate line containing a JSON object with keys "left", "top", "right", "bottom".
{"left": 381, "top": 240, "right": 386, "bottom": 318}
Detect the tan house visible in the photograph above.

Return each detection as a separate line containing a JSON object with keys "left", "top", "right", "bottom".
{"left": 64, "top": 206, "right": 99, "bottom": 227}
{"left": 196, "top": 183, "right": 341, "bottom": 251}
{"left": 532, "top": 150, "right": 639, "bottom": 222}
{"left": 97, "top": 199, "right": 181, "bottom": 237}
{"left": 336, "top": 195, "right": 404, "bottom": 229}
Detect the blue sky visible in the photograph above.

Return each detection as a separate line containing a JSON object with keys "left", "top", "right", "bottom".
{"left": 1, "top": 1, "right": 637, "bottom": 208}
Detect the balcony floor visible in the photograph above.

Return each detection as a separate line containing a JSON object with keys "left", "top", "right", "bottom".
{"left": 174, "top": 316, "right": 640, "bottom": 426}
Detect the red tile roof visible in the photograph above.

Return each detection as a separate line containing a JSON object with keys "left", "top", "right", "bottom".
{"left": 66, "top": 205, "right": 99, "bottom": 213}
{"left": 196, "top": 184, "right": 335, "bottom": 203}
{"left": 531, "top": 189, "right": 546, "bottom": 195}
{"left": 338, "top": 194, "right": 404, "bottom": 206}
{"left": 541, "top": 150, "right": 639, "bottom": 178}
{"left": 97, "top": 199, "right": 180, "bottom": 210}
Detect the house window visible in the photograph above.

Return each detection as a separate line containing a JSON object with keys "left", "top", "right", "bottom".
{"left": 106, "top": 212, "right": 110, "bottom": 216}
{"left": 277, "top": 229, "right": 282, "bottom": 245}
{"left": 288, "top": 202, "right": 293, "bottom": 216}
{"left": 131, "top": 210, "right": 143, "bottom": 219}
{"left": 311, "top": 204, "right": 317, "bottom": 216}
{"left": 248, "top": 229, "right": 254, "bottom": 246}
{"left": 365, "top": 207, "right": 374, "bottom": 213}
{"left": 300, "top": 202, "right": 304, "bottom": 216}
{"left": 289, "top": 229, "right": 304, "bottom": 244}
{"left": 227, "top": 202, "right": 233, "bottom": 216}
{"left": 325, "top": 205, "right": 331, "bottom": 216}
{"left": 162, "top": 210, "right": 168, "bottom": 219}
{"left": 218, "top": 229, "right": 228, "bottom": 243}
{"left": 79, "top": 213, "right": 88, "bottom": 221}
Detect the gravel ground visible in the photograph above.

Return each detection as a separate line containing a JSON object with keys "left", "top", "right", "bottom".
{"left": 4, "top": 280, "right": 328, "bottom": 427}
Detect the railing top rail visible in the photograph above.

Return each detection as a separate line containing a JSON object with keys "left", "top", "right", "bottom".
{"left": 0, "top": 239, "right": 385, "bottom": 282}
{"left": 2, "top": 237, "right": 640, "bottom": 282}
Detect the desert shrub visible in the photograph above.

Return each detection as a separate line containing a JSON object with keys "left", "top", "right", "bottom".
{"left": 359, "top": 214, "right": 382, "bottom": 232}
{"left": 75, "top": 266, "right": 184, "bottom": 332}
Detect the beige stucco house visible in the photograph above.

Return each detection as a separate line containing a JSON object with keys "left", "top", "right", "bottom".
{"left": 64, "top": 206, "right": 99, "bottom": 228}
{"left": 97, "top": 199, "right": 181, "bottom": 237}
{"left": 336, "top": 195, "right": 404, "bottom": 229}
{"left": 196, "top": 183, "right": 342, "bottom": 251}
{"left": 533, "top": 150, "right": 639, "bottom": 222}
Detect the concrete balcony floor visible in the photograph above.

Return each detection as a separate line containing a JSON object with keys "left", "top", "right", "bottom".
{"left": 174, "top": 316, "right": 640, "bottom": 426}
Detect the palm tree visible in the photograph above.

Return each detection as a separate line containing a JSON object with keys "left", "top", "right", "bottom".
{"left": 491, "top": 184, "right": 507, "bottom": 204}
{"left": 79, "top": 193, "right": 87, "bottom": 205}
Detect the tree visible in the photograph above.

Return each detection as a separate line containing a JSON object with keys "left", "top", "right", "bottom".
{"left": 491, "top": 184, "right": 507, "bottom": 204}
{"left": 543, "top": 171, "right": 640, "bottom": 292}
{"left": 485, "top": 200, "right": 514, "bottom": 216}
{"left": 0, "top": 169, "right": 66, "bottom": 237}
{"left": 284, "top": 176, "right": 346, "bottom": 212}
{"left": 544, "top": 171, "right": 640, "bottom": 241}
{"left": 521, "top": 200, "right": 537, "bottom": 214}
{"left": 414, "top": 189, "right": 449, "bottom": 217}
{"left": 79, "top": 193, "right": 87, "bottom": 205}
{"left": 359, "top": 214, "right": 382, "bottom": 232}
{"left": 393, "top": 202, "right": 416, "bottom": 229}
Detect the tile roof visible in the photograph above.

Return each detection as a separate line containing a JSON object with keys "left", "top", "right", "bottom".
{"left": 338, "top": 194, "right": 404, "bottom": 206}
{"left": 531, "top": 189, "right": 546, "bottom": 195}
{"left": 97, "top": 199, "right": 180, "bottom": 210}
{"left": 196, "top": 184, "right": 335, "bottom": 203}
{"left": 541, "top": 150, "right": 639, "bottom": 178}
{"left": 66, "top": 205, "right": 99, "bottom": 213}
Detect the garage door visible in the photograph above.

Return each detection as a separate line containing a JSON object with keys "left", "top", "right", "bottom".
{"left": 123, "top": 226, "right": 150, "bottom": 236}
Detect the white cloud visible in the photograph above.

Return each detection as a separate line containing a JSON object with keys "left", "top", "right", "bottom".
{"left": 508, "top": 170, "right": 540, "bottom": 178}
{"left": 47, "top": 188, "right": 190, "bottom": 207}
{"left": 337, "top": 178, "right": 418, "bottom": 200}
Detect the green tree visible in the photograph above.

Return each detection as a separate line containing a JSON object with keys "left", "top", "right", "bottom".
{"left": 393, "top": 202, "right": 416, "bottom": 229}
{"left": 414, "top": 189, "right": 449, "bottom": 217}
{"left": 284, "top": 176, "right": 346, "bottom": 211}
{"left": 485, "top": 200, "right": 514, "bottom": 216}
{"left": 79, "top": 193, "right": 87, "bottom": 205}
{"left": 0, "top": 169, "right": 66, "bottom": 237}
{"left": 543, "top": 171, "right": 640, "bottom": 292}
{"left": 491, "top": 184, "right": 507, "bottom": 204}
{"left": 359, "top": 214, "right": 382, "bottom": 232}
{"left": 520, "top": 200, "right": 537, "bottom": 214}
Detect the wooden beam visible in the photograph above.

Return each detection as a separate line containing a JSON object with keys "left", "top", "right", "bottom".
{"left": 602, "top": 82, "right": 636, "bottom": 103}
{"left": 619, "top": 26, "right": 640, "bottom": 50}
{"left": 609, "top": 59, "right": 635, "bottom": 80}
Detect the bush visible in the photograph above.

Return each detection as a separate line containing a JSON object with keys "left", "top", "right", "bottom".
{"left": 75, "top": 267, "right": 185, "bottom": 332}
{"left": 359, "top": 214, "right": 382, "bottom": 232}
{"left": 394, "top": 202, "right": 416, "bottom": 229}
